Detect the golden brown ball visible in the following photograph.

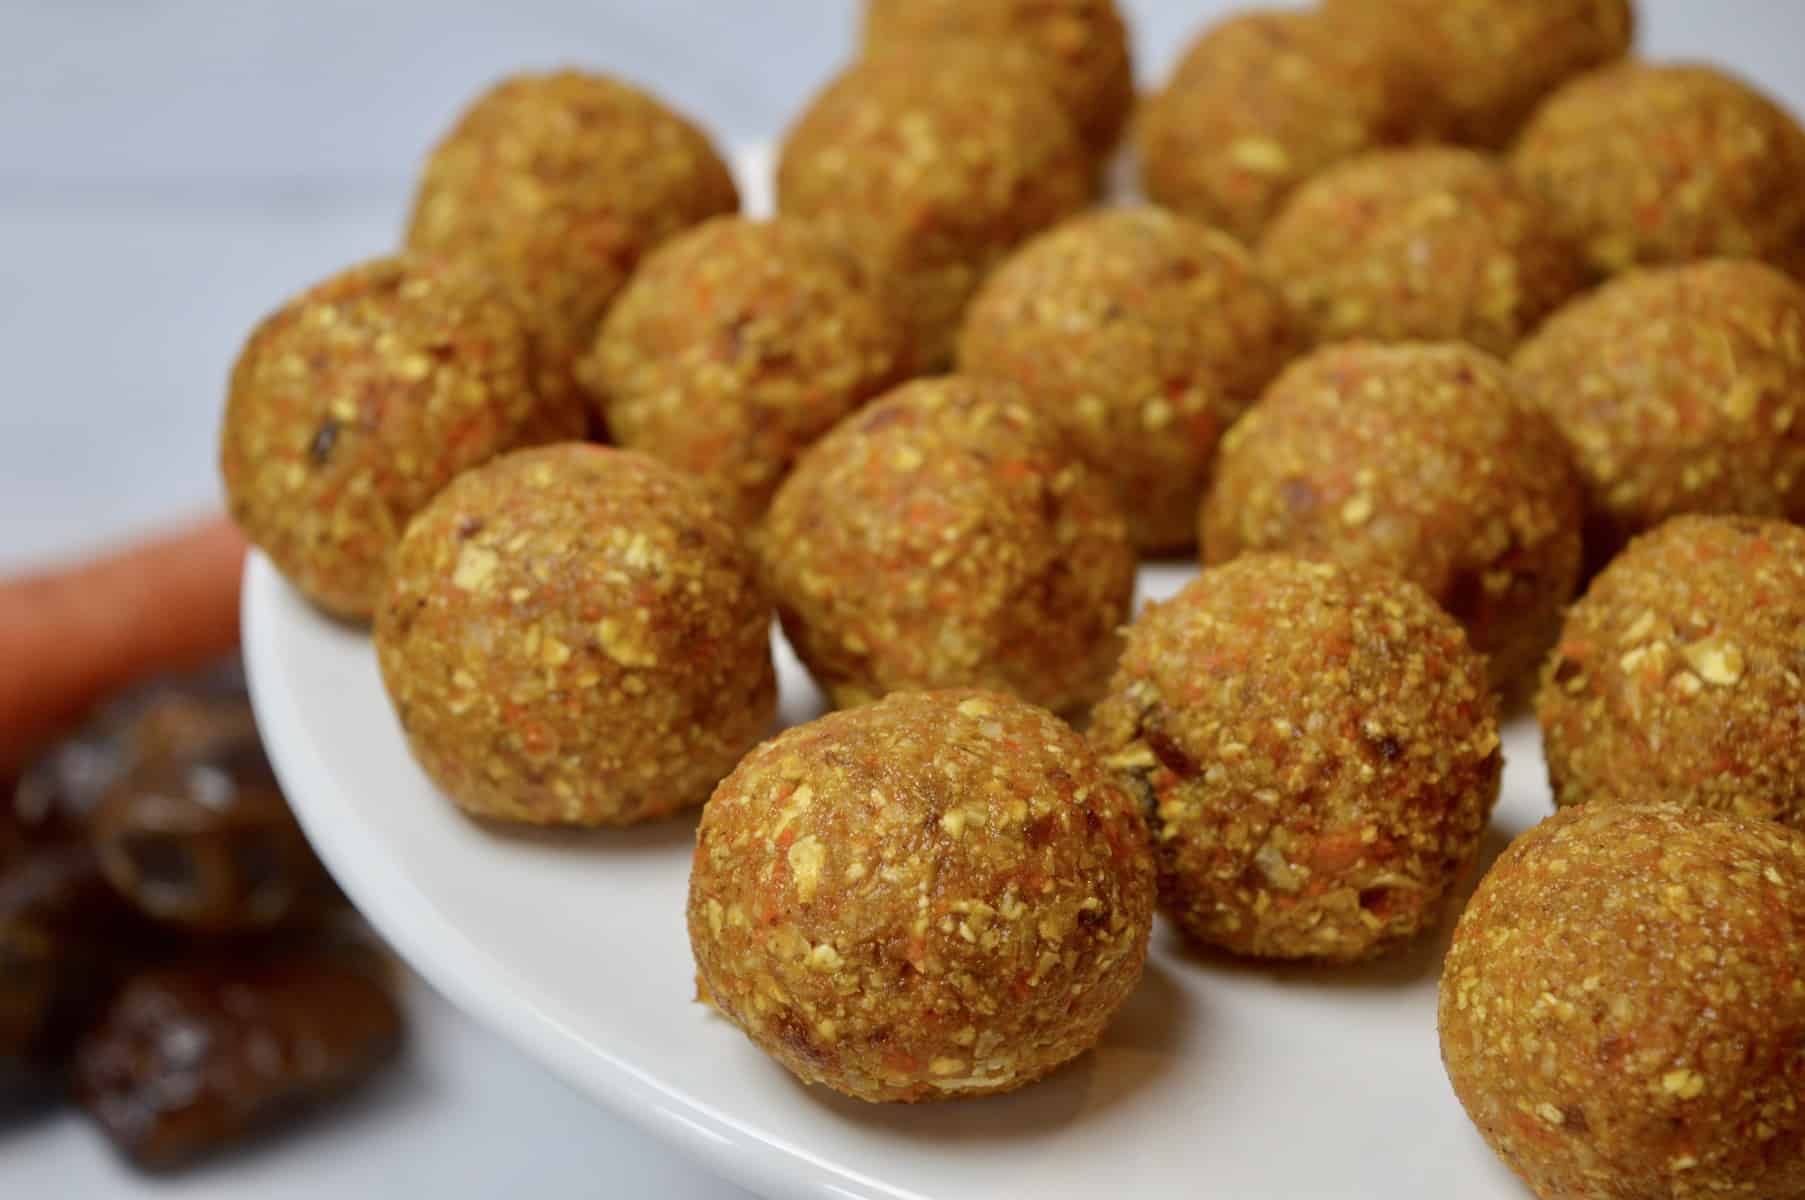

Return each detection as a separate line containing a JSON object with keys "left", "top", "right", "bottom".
{"left": 578, "top": 217, "right": 903, "bottom": 526}
{"left": 761, "top": 376, "right": 1135, "bottom": 715}
{"left": 375, "top": 445, "right": 774, "bottom": 827}
{"left": 1090, "top": 556, "right": 1500, "bottom": 962}
{"left": 958, "top": 207, "right": 1301, "bottom": 553}
{"left": 1539, "top": 515, "right": 1805, "bottom": 829}
{"left": 1441, "top": 803, "right": 1805, "bottom": 1200}
{"left": 689, "top": 689, "right": 1154, "bottom": 1102}
{"left": 1202, "top": 342, "right": 1584, "bottom": 696}
{"left": 220, "top": 255, "right": 541, "bottom": 621}
{"left": 407, "top": 71, "right": 739, "bottom": 432}
{"left": 1258, "top": 147, "right": 1586, "bottom": 356}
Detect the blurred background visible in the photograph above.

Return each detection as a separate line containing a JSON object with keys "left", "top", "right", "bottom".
{"left": 2, "top": 1, "right": 1803, "bottom": 1196}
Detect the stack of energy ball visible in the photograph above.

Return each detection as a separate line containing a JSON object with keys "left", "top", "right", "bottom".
{"left": 217, "top": 0, "right": 1805, "bottom": 1194}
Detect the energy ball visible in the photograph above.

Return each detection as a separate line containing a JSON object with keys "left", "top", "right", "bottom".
{"left": 1539, "top": 515, "right": 1805, "bottom": 828}
{"left": 1322, "top": 0, "right": 1634, "bottom": 148}
{"left": 762, "top": 376, "right": 1134, "bottom": 715}
{"left": 578, "top": 217, "right": 903, "bottom": 526}
{"left": 1258, "top": 148, "right": 1586, "bottom": 356}
{"left": 777, "top": 46, "right": 1092, "bottom": 374}
{"left": 1513, "top": 62, "right": 1805, "bottom": 277}
{"left": 1441, "top": 803, "right": 1805, "bottom": 1200}
{"left": 1090, "top": 556, "right": 1500, "bottom": 963}
{"left": 1513, "top": 260, "right": 1805, "bottom": 554}
{"left": 688, "top": 689, "right": 1154, "bottom": 1102}
{"left": 220, "top": 255, "right": 540, "bottom": 621}
{"left": 375, "top": 445, "right": 775, "bottom": 827}
{"left": 1135, "top": 9, "right": 1417, "bottom": 244}
{"left": 862, "top": 0, "right": 1134, "bottom": 163}
{"left": 408, "top": 71, "right": 739, "bottom": 432}
{"left": 959, "top": 207, "right": 1301, "bottom": 553}
{"left": 1202, "top": 342, "right": 1584, "bottom": 697}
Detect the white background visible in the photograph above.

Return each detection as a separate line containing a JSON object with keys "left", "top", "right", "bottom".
{"left": 2, "top": 2, "right": 1802, "bottom": 1196}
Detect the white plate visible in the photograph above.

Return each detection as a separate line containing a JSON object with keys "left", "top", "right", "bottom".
{"left": 244, "top": 544, "right": 1548, "bottom": 1200}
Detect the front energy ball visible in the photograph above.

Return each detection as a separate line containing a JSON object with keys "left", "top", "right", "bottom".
{"left": 1090, "top": 556, "right": 1500, "bottom": 963}
{"left": 1539, "top": 516, "right": 1805, "bottom": 829}
{"left": 688, "top": 690, "right": 1155, "bottom": 1102}
{"left": 374, "top": 445, "right": 775, "bottom": 827}
{"left": 220, "top": 255, "right": 542, "bottom": 621}
{"left": 407, "top": 70, "right": 740, "bottom": 433}
{"left": 761, "top": 376, "right": 1136, "bottom": 715}
{"left": 1440, "top": 803, "right": 1805, "bottom": 1200}
{"left": 1202, "top": 342, "right": 1584, "bottom": 697}
{"left": 959, "top": 207, "right": 1301, "bottom": 553}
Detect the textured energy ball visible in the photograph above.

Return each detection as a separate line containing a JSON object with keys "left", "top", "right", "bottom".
{"left": 220, "top": 255, "right": 541, "bottom": 621}
{"left": 1135, "top": 9, "right": 1416, "bottom": 244}
{"left": 1513, "top": 260, "right": 1805, "bottom": 553}
{"left": 958, "top": 207, "right": 1301, "bottom": 552}
{"left": 1539, "top": 516, "right": 1805, "bottom": 828}
{"left": 1323, "top": 0, "right": 1634, "bottom": 148}
{"left": 375, "top": 445, "right": 775, "bottom": 827}
{"left": 407, "top": 71, "right": 739, "bottom": 431}
{"left": 1259, "top": 148, "right": 1585, "bottom": 356}
{"left": 1090, "top": 556, "right": 1500, "bottom": 962}
{"left": 1440, "top": 803, "right": 1805, "bottom": 1200}
{"left": 1514, "top": 62, "right": 1805, "bottom": 277}
{"left": 777, "top": 47, "right": 1092, "bottom": 374}
{"left": 762, "top": 377, "right": 1134, "bottom": 714}
{"left": 688, "top": 689, "right": 1154, "bottom": 1102}
{"left": 578, "top": 217, "right": 903, "bottom": 526}
{"left": 862, "top": 0, "right": 1134, "bottom": 163}
{"left": 1203, "top": 342, "right": 1584, "bottom": 696}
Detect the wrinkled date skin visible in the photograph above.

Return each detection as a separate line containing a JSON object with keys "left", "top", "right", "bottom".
{"left": 72, "top": 956, "right": 403, "bottom": 1169}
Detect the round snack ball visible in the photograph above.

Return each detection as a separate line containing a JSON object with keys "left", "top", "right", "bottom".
{"left": 777, "top": 46, "right": 1092, "bottom": 374}
{"left": 1258, "top": 148, "right": 1585, "bottom": 356}
{"left": 862, "top": 0, "right": 1134, "bottom": 163}
{"left": 1202, "top": 342, "right": 1584, "bottom": 697}
{"left": 408, "top": 70, "right": 739, "bottom": 432}
{"left": 1322, "top": 0, "right": 1634, "bottom": 148}
{"left": 1090, "top": 556, "right": 1501, "bottom": 962}
{"left": 220, "top": 255, "right": 541, "bottom": 621}
{"left": 1513, "top": 260, "right": 1805, "bottom": 553}
{"left": 374, "top": 445, "right": 775, "bottom": 827}
{"left": 959, "top": 207, "right": 1301, "bottom": 552}
{"left": 1440, "top": 803, "right": 1805, "bottom": 1200}
{"left": 688, "top": 689, "right": 1154, "bottom": 1102}
{"left": 578, "top": 217, "right": 903, "bottom": 526}
{"left": 762, "top": 376, "right": 1135, "bottom": 715}
{"left": 1539, "top": 516, "right": 1805, "bottom": 829}
{"left": 1513, "top": 62, "right": 1805, "bottom": 277}
{"left": 1135, "top": 8, "right": 1417, "bottom": 244}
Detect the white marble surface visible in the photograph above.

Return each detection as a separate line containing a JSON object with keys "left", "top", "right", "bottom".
{"left": 1, "top": 1, "right": 1802, "bottom": 1196}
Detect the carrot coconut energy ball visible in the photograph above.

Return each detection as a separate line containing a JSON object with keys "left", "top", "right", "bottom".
{"left": 1513, "top": 62, "right": 1805, "bottom": 277}
{"left": 374, "top": 445, "right": 775, "bottom": 827}
{"left": 407, "top": 70, "right": 739, "bottom": 433}
{"left": 1539, "top": 516, "right": 1805, "bottom": 829}
{"left": 578, "top": 217, "right": 903, "bottom": 526}
{"left": 1090, "top": 557, "right": 1500, "bottom": 963}
{"left": 1322, "top": 0, "right": 1634, "bottom": 149}
{"left": 761, "top": 377, "right": 1135, "bottom": 715}
{"left": 1513, "top": 260, "right": 1805, "bottom": 554}
{"left": 688, "top": 689, "right": 1154, "bottom": 1102}
{"left": 958, "top": 207, "right": 1301, "bottom": 553}
{"left": 220, "top": 255, "right": 542, "bottom": 621}
{"left": 1258, "top": 148, "right": 1585, "bottom": 356}
{"left": 1203, "top": 342, "right": 1584, "bottom": 696}
{"left": 862, "top": 0, "right": 1134, "bottom": 163}
{"left": 1440, "top": 803, "right": 1805, "bottom": 1200}
{"left": 777, "top": 46, "right": 1092, "bottom": 374}
{"left": 1136, "top": 8, "right": 1417, "bottom": 244}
